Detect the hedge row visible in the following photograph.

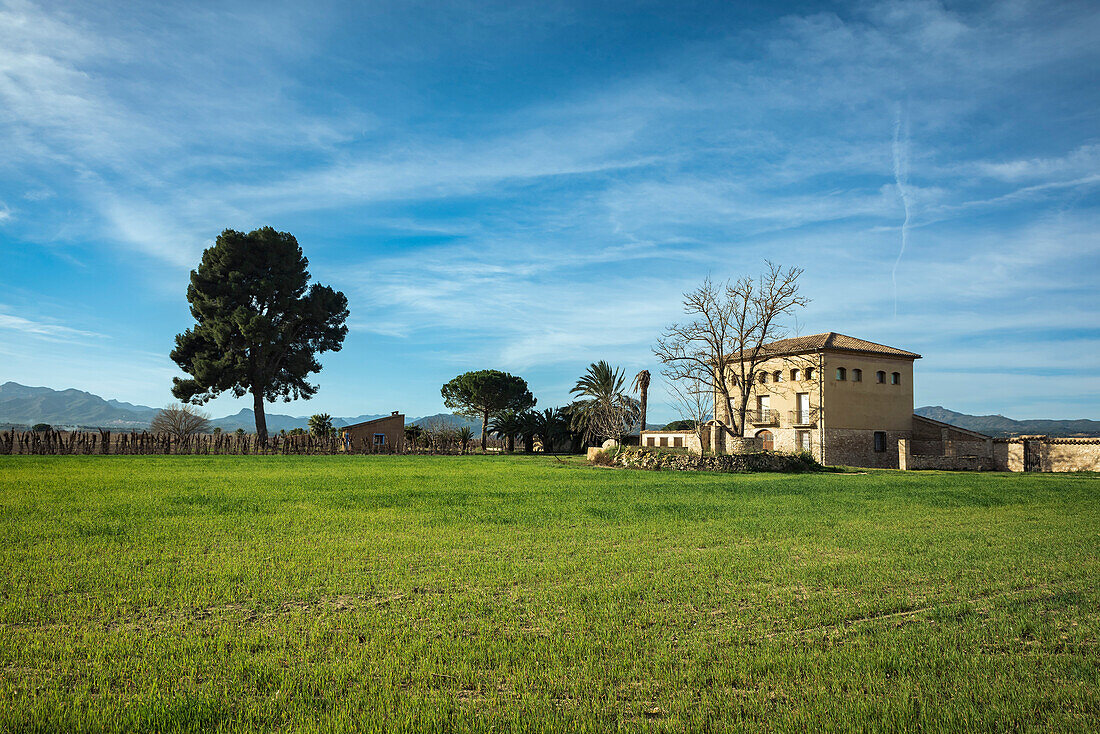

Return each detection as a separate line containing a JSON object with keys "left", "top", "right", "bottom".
{"left": 605, "top": 447, "right": 823, "bottom": 473}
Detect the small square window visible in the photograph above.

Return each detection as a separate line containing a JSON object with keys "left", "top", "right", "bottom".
{"left": 836, "top": 367, "right": 846, "bottom": 381}
{"left": 374, "top": 433, "right": 386, "bottom": 445}
{"left": 673, "top": 436, "right": 683, "bottom": 448}
{"left": 876, "top": 371, "right": 886, "bottom": 383}
{"left": 891, "top": 372, "right": 901, "bottom": 385}
{"left": 852, "top": 369, "right": 862, "bottom": 382}
{"left": 647, "top": 436, "right": 656, "bottom": 447}
{"left": 874, "top": 431, "right": 887, "bottom": 452}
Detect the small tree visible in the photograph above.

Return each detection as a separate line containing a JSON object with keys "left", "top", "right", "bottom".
{"left": 654, "top": 263, "right": 808, "bottom": 441}
{"left": 404, "top": 424, "right": 423, "bottom": 450}
{"left": 457, "top": 426, "right": 473, "bottom": 454}
{"left": 235, "top": 428, "right": 246, "bottom": 437}
{"left": 569, "top": 361, "right": 640, "bottom": 445}
{"left": 212, "top": 427, "right": 222, "bottom": 435}
{"left": 490, "top": 412, "right": 522, "bottom": 453}
{"left": 170, "top": 227, "right": 349, "bottom": 442}
{"left": 531, "top": 408, "right": 567, "bottom": 453}
{"left": 32, "top": 423, "right": 51, "bottom": 432}
{"left": 308, "top": 413, "right": 334, "bottom": 437}
{"left": 666, "top": 373, "right": 712, "bottom": 453}
{"left": 441, "top": 370, "right": 536, "bottom": 452}
{"left": 150, "top": 403, "right": 212, "bottom": 437}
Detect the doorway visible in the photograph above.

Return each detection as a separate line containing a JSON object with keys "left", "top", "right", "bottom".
{"left": 756, "top": 429, "right": 774, "bottom": 451}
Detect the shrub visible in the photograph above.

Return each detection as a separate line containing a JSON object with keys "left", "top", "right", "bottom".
{"left": 590, "top": 450, "right": 615, "bottom": 467}
{"left": 612, "top": 448, "right": 823, "bottom": 473}
{"left": 32, "top": 423, "right": 52, "bottom": 432}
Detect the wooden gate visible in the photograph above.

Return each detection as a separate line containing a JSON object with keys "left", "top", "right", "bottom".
{"left": 1023, "top": 439, "right": 1042, "bottom": 472}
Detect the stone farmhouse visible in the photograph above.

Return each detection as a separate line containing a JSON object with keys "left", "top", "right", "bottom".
{"left": 640, "top": 332, "right": 1100, "bottom": 472}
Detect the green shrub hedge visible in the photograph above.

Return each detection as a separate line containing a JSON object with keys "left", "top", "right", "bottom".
{"left": 608, "top": 447, "right": 823, "bottom": 473}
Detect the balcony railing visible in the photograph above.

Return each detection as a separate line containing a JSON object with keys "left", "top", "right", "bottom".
{"left": 747, "top": 409, "right": 779, "bottom": 425}
{"left": 789, "top": 409, "right": 819, "bottom": 427}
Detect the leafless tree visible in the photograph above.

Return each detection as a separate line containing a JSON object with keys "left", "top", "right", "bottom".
{"left": 150, "top": 403, "right": 212, "bottom": 438}
{"left": 654, "top": 262, "right": 809, "bottom": 441}
{"left": 666, "top": 374, "right": 711, "bottom": 452}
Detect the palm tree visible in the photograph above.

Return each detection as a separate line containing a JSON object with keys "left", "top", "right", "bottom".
{"left": 308, "top": 413, "right": 334, "bottom": 437}
{"left": 518, "top": 410, "right": 539, "bottom": 453}
{"left": 490, "top": 412, "right": 521, "bottom": 453}
{"left": 531, "top": 408, "right": 566, "bottom": 453}
{"left": 457, "top": 425, "right": 473, "bottom": 454}
{"left": 569, "top": 361, "right": 641, "bottom": 445}
{"left": 632, "top": 369, "right": 651, "bottom": 434}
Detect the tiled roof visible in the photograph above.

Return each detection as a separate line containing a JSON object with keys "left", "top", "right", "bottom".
{"left": 753, "top": 332, "right": 921, "bottom": 359}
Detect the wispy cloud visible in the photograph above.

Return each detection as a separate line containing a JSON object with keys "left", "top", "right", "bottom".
{"left": 0, "top": 304, "right": 105, "bottom": 342}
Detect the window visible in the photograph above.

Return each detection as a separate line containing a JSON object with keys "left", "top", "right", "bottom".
{"left": 891, "top": 372, "right": 901, "bottom": 385}
{"left": 876, "top": 371, "right": 886, "bottom": 383}
{"left": 852, "top": 369, "right": 862, "bottom": 382}
{"left": 647, "top": 436, "right": 656, "bottom": 447}
{"left": 659, "top": 436, "right": 669, "bottom": 447}
{"left": 874, "top": 431, "right": 887, "bottom": 452}
{"left": 835, "top": 367, "right": 846, "bottom": 381}
{"left": 773, "top": 370, "right": 782, "bottom": 382}
{"left": 791, "top": 368, "right": 801, "bottom": 381}
{"left": 758, "top": 371, "right": 768, "bottom": 384}
{"left": 673, "top": 436, "right": 683, "bottom": 448}
{"left": 797, "top": 430, "right": 811, "bottom": 451}
{"left": 373, "top": 434, "right": 386, "bottom": 446}
{"left": 805, "top": 367, "right": 815, "bottom": 380}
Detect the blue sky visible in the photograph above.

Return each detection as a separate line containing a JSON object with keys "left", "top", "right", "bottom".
{"left": 1, "top": 0, "right": 1098, "bottom": 422}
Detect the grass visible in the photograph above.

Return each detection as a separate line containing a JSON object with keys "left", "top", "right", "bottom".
{"left": 0, "top": 455, "right": 1098, "bottom": 732}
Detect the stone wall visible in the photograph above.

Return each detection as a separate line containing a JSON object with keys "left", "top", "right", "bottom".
{"left": 823, "top": 428, "right": 909, "bottom": 469}
{"left": 992, "top": 437, "right": 1100, "bottom": 472}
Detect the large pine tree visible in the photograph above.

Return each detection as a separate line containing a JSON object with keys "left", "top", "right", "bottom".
{"left": 170, "top": 227, "right": 349, "bottom": 441}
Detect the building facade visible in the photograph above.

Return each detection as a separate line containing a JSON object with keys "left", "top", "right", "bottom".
{"left": 341, "top": 411, "right": 405, "bottom": 453}
{"left": 712, "top": 333, "right": 921, "bottom": 468}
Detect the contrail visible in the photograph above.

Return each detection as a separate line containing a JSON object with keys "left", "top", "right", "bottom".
{"left": 891, "top": 105, "right": 910, "bottom": 318}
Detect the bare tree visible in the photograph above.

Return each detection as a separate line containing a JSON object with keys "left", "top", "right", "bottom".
{"left": 666, "top": 374, "right": 711, "bottom": 453}
{"left": 151, "top": 403, "right": 212, "bottom": 438}
{"left": 654, "top": 263, "right": 808, "bottom": 442}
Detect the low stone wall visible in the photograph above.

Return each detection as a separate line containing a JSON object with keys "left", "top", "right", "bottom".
{"left": 905, "top": 454, "right": 992, "bottom": 471}
{"left": 1043, "top": 440, "right": 1100, "bottom": 472}
{"left": 991, "top": 437, "right": 1100, "bottom": 472}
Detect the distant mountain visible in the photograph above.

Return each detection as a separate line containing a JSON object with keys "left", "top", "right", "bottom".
{"left": 915, "top": 406, "right": 1100, "bottom": 438}
{"left": 0, "top": 382, "right": 154, "bottom": 428}
{"left": 0, "top": 381, "right": 445, "bottom": 433}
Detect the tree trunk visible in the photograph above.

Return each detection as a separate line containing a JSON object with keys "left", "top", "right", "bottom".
{"left": 253, "top": 389, "right": 268, "bottom": 443}
{"left": 639, "top": 386, "right": 648, "bottom": 434}
{"left": 481, "top": 411, "right": 489, "bottom": 452}
{"left": 506, "top": 435, "right": 514, "bottom": 453}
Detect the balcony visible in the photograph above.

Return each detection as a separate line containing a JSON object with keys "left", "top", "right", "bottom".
{"left": 747, "top": 409, "right": 779, "bottom": 426}
{"left": 789, "top": 409, "right": 819, "bottom": 427}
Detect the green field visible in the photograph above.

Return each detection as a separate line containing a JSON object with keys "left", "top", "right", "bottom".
{"left": 1, "top": 456, "right": 1098, "bottom": 732}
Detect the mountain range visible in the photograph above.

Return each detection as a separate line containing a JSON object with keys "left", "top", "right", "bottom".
{"left": 4, "top": 382, "right": 1097, "bottom": 438}
{"left": 0, "top": 382, "right": 483, "bottom": 433}
{"left": 913, "top": 406, "right": 1100, "bottom": 437}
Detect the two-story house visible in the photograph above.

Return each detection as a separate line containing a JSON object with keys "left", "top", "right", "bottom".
{"left": 711, "top": 332, "right": 921, "bottom": 468}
